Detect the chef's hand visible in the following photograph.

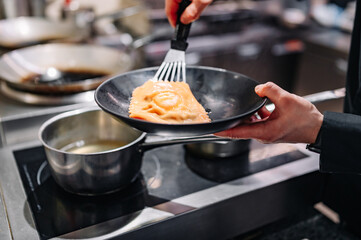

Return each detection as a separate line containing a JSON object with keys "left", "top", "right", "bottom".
{"left": 215, "top": 82, "right": 324, "bottom": 144}
{"left": 165, "top": 0, "right": 213, "bottom": 27}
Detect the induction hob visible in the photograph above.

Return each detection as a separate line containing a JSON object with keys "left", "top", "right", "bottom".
{"left": 13, "top": 141, "right": 307, "bottom": 239}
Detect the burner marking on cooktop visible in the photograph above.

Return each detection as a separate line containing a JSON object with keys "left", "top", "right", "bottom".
{"left": 147, "top": 155, "right": 162, "bottom": 189}
{"left": 23, "top": 164, "right": 35, "bottom": 191}
{"left": 36, "top": 161, "right": 48, "bottom": 186}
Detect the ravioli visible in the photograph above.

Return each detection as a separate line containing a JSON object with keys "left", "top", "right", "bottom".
{"left": 129, "top": 80, "right": 211, "bottom": 124}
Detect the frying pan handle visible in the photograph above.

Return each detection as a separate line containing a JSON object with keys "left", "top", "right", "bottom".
{"left": 302, "top": 87, "right": 346, "bottom": 103}
{"left": 264, "top": 87, "right": 346, "bottom": 112}
{"left": 139, "top": 134, "right": 232, "bottom": 152}
{"left": 171, "top": 0, "right": 192, "bottom": 51}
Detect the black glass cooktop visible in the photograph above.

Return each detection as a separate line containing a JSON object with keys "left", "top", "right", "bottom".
{"left": 14, "top": 141, "right": 308, "bottom": 239}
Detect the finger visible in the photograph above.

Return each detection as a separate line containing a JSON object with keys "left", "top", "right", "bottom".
{"left": 180, "top": 0, "right": 211, "bottom": 24}
{"left": 247, "top": 115, "right": 269, "bottom": 123}
{"left": 246, "top": 115, "right": 260, "bottom": 123}
{"left": 214, "top": 121, "right": 268, "bottom": 140}
{"left": 255, "top": 82, "right": 286, "bottom": 107}
{"left": 165, "top": 0, "right": 182, "bottom": 27}
{"left": 243, "top": 106, "right": 271, "bottom": 124}
{"left": 257, "top": 106, "right": 271, "bottom": 119}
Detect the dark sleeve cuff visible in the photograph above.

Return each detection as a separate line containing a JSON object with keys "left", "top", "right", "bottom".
{"left": 319, "top": 111, "right": 361, "bottom": 175}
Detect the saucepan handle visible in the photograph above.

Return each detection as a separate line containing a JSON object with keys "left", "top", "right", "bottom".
{"left": 139, "top": 134, "right": 232, "bottom": 152}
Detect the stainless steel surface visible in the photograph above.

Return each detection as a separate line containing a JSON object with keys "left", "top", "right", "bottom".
{"left": 0, "top": 0, "right": 45, "bottom": 18}
{"left": 62, "top": 4, "right": 146, "bottom": 39}
{"left": 0, "top": 17, "right": 81, "bottom": 48}
{"left": 142, "top": 134, "right": 232, "bottom": 148}
{"left": 303, "top": 87, "right": 346, "bottom": 104}
{"left": 93, "top": 5, "right": 145, "bottom": 22}
{"left": 265, "top": 87, "right": 346, "bottom": 112}
{"left": 0, "top": 140, "right": 39, "bottom": 240}
{"left": 93, "top": 25, "right": 174, "bottom": 51}
{"left": 39, "top": 107, "right": 146, "bottom": 195}
{"left": 58, "top": 0, "right": 151, "bottom": 36}
{"left": 0, "top": 81, "right": 95, "bottom": 105}
{"left": 154, "top": 49, "right": 187, "bottom": 82}
{"left": 59, "top": 208, "right": 173, "bottom": 239}
{"left": 153, "top": 0, "right": 189, "bottom": 83}
{"left": 0, "top": 182, "right": 11, "bottom": 240}
{"left": 37, "top": 67, "right": 63, "bottom": 83}
{"left": 0, "top": 96, "right": 97, "bottom": 146}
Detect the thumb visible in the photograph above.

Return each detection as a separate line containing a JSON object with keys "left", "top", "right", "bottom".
{"left": 255, "top": 82, "right": 285, "bottom": 105}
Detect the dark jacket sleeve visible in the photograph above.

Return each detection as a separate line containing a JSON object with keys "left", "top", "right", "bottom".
{"left": 344, "top": 0, "right": 361, "bottom": 115}
{"left": 319, "top": 111, "right": 361, "bottom": 174}
{"left": 317, "top": 0, "right": 361, "bottom": 174}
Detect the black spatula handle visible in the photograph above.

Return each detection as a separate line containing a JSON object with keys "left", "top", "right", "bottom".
{"left": 171, "top": 0, "right": 192, "bottom": 51}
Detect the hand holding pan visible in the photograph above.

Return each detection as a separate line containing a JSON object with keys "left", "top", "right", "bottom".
{"left": 94, "top": 66, "right": 267, "bottom": 137}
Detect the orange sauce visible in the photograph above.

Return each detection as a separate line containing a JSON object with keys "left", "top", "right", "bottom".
{"left": 129, "top": 80, "right": 211, "bottom": 124}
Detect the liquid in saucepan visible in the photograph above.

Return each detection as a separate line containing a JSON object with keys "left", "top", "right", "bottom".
{"left": 61, "top": 140, "right": 128, "bottom": 154}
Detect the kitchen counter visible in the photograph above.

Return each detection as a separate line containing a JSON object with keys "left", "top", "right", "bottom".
{"left": 0, "top": 183, "right": 11, "bottom": 240}
{"left": 0, "top": 93, "right": 97, "bottom": 147}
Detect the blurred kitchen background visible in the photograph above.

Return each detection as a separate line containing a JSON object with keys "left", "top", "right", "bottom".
{"left": 0, "top": 0, "right": 354, "bottom": 111}
{"left": 0, "top": 0, "right": 354, "bottom": 145}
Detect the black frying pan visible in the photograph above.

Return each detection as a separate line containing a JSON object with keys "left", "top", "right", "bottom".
{"left": 94, "top": 66, "right": 266, "bottom": 137}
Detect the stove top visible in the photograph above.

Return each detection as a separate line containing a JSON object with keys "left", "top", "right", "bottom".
{"left": 14, "top": 141, "right": 307, "bottom": 239}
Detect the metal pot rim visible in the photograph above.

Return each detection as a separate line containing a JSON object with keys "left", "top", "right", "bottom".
{"left": 38, "top": 106, "right": 147, "bottom": 156}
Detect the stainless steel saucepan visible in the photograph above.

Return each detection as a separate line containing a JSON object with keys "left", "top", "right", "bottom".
{"left": 38, "top": 107, "right": 230, "bottom": 195}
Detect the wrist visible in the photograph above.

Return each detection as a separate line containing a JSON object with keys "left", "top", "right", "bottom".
{"left": 309, "top": 112, "right": 323, "bottom": 143}
{"left": 306, "top": 113, "right": 323, "bottom": 154}
{"left": 306, "top": 129, "right": 322, "bottom": 153}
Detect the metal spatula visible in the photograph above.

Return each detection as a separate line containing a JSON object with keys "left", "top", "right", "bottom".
{"left": 153, "top": 0, "right": 192, "bottom": 83}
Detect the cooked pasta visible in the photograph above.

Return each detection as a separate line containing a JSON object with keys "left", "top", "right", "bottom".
{"left": 129, "top": 80, "right": 210, "bottom": 124}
